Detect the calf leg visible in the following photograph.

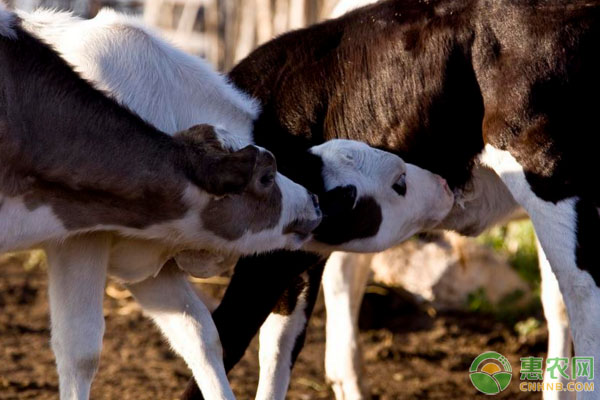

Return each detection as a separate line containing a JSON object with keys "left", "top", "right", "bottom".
{"left": 255, "top": 263, "right": 324, "bottom": 400}
{"left": 482, "top": 145, "right": 599, "bottom": 399}
{"left": 539, "top": 238, "right": 575, "bottom": 400}
{"left": 181, "top": 250, "right": 325, "bottom": 400}
{"left": 45, "top": 234, "right": 111, "bottom": 400}
{"left": 323, "top": 252, "right": 373, "bottom": 400}
{"left": 126, "top": 262, "right": 235, "bottom": 400}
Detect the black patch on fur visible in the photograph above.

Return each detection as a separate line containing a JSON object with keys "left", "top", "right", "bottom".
{"left": 575, "top": 199, "right": 600, "bottom": 286}
{"left": 319, "top": 184, "right": 357, "bottom": 217}
{"left": 313, "top": 196, "right": 382, "bottom": 245}
{"left": 272, "top": 274, "right": 307, "bottom": 316}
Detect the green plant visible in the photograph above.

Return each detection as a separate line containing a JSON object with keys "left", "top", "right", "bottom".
{"left": 478, "top": 220, "right": 540, "bottom": 289}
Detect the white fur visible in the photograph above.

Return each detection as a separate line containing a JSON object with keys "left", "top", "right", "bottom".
{"left": 19, "top": 8, "right": 259, "bottom": 139}
{"left": 307, "top": 140, "right": 455, "bottom": 253}
{"left": 256, "top": 273, "right": 309, "bottom": 400}
{"left": 45, "top": 235, "right": 111, "bottom": 400}
{"left": 323, "top": 252, "right": 372, "bottom": 400}
{"left": 126, "top": 263, "right": 235, "bottom": 400}
{"left": 0, "top": 2, "right": 16, "bottom": 39}
{"left": 538, "top": 237, "right": 575, "bottom": 400}
{"left": 0, "top": 196, "right": 67, "bottom": 252}
{"left": 480, "top": 144, "right": 599, "bottom": 399}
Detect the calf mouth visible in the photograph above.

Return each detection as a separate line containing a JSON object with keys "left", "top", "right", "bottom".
{"left": 284, "top": 209, "right": 323, "bottom": 242}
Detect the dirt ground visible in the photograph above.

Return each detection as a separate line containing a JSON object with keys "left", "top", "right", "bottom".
{"left": 0, "top": 254, "right": 545, "bottom": 400}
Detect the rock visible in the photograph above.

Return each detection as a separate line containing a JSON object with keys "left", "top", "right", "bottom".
{"left": 369, "top": 232, "right": 531, "bottom": 310}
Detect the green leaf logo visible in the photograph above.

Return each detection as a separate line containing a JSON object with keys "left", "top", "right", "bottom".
{"left": 469, "top": 351, "right": 512, "bottom": 395}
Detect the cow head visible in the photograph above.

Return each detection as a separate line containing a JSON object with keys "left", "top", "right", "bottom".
{"left": 175, "top": 124, "right": 322, "bottom": 254}
{"left": 305, "top": 140, "right": 454, "bottom": 253}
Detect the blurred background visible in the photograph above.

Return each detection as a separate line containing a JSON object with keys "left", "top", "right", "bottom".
{"left": 0, "top": 0, "right": 547, "bottom": 399}
{"left": 6, "top": 0, "right": 343, "bottom": 70}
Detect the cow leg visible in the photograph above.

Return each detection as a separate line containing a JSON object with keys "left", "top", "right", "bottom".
{"left": 538, "top": 238, "right": 575, "bottom": 400}
{"left": 125, "top": 262, "right": 235, "bottom": 400}
{"left": 255, "top": 262, "right": 324, "bottom": 400}
{"left": 323, "top": 252, "right": 373, "bottom": 400}
{"left": 181, "top": 251, "right": 325, "bottom": 400}
{"left": 481, "top": 145, "right": 599, "bottom": 398}
{"left": 45, "top": 235, "right": 111, "bottom": 400}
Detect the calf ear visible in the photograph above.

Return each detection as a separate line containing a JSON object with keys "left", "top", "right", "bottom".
{"left": 319, "top": 185, "right": 358, "bottom": 217}
{"left": 203, "top": 145, "right": 259, "bottom": 196}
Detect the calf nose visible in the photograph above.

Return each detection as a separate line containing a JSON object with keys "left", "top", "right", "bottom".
{"left": 284, "top": 193, "right": 323, "bottom": 239}
{"left": 435, "top": 175, "right": 452, "bottom": 197}
{"left": 319, "top": 185, "right": 357, "bottom": 217}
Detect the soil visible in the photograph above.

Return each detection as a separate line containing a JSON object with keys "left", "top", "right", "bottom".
{"left": 0, "top": 254, "right": 545, "bottom": 400}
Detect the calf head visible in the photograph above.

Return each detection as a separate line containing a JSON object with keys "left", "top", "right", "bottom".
{"left": 306, "top": 140, "right": 454, "bottom": 253}
{"left": 176, "top": 125, "right": 322, "bottom": 254}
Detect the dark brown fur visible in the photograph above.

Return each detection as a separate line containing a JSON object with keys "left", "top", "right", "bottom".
{"left": 0, "top": 23, "right": 263, "bottom": 231}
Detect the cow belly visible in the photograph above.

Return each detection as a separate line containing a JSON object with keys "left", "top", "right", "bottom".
{"left": 108, "top": 238, "right": 172, "bottom": 284}
{"left": 436, "top": 165, "right": 520, "bottom": 236}
{"left": 173, "top": 250, "right": 237, "bottom": 279}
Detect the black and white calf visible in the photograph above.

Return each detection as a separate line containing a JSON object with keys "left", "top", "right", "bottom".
{"left": 175, "top": 1, "right": 600, "bottom": 399}
{"left": 0, "top": 5, "right": 324, "bottom": 400}
{"left": 19, "top": 7, "right": 454, "bottom": 400}
{"left": 322, "top": 2, "right": 573, "bottom": 399}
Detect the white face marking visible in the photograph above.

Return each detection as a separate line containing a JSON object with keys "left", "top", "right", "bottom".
{"left": 308, "top": 139, "right": 454, "bottom": 253}
{"left": 480, "top": 144, "right": 600, "bottom": 365}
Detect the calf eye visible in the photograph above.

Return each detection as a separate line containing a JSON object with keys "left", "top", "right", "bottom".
{"left": 260, "top": 174, "right": 275, "bottom": 187}
{"left": 392, "top": 174, "right": 406, "bottom": 196}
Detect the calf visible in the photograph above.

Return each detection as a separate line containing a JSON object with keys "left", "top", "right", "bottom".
{"left": 22, "top": 7, "right": 455, "bottom": 400}
{"left": 176, "top": 1, "right": 600, "bottom": 399}
{"left": 0, "top": 5, "right": 323, "bottom": 400}
{"left": 321, "top": 1, "right": 572, "bottom": 399}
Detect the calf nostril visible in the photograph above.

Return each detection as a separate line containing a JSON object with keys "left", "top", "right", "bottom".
{"left": 310, "top": 194, "right": 322, "bottom": 217}
{"left": 436, "top": 175, "right": 449, "bottom": 189}
{"left": 311, "top": 193, "right": 319, "bottom": 208}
